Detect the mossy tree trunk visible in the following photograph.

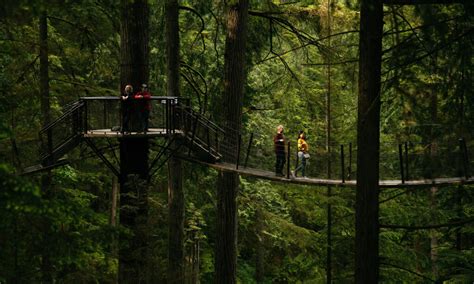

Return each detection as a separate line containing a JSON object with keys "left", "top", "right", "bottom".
{"left": 39, "top": 9, "right": 53, "bottom": 283}
{"left": 355, "top": 0, "right": 383, "bottom": 283}
{"left": 215, "top": 1, "right": 249, "bottom": 283}
{"left": 166, "top": 0, "right": 185, "bottom": 282}
{"left": 118, "top": 0, "right": 150, "bottom": 282}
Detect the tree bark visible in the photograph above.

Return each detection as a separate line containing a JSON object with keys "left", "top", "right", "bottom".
{"left": 215, "top": 1, "right": 249, "bottom": 283}
{"left": 166, "top": 0, "right": 185, "bottom": 283}
{"left": 325, "top": 1, "right": 333, "bottom": 282}
{"left": 39, "top": 10, "right": 54, "bottom": 283}
{"left": 118, "top": 1, "right": 150, "bottom": 282}
{"left": 355, "top": 0, "right": 383, "bottom": 283}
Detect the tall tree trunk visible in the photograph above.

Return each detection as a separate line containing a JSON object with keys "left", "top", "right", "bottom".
{"left": 215, "top": 1, "right": 249, "bottom": 283}
{"left": 325, "top": 0, "right": 333, "bottom": 282}
{"left": 119, "top": 1, "right": 150, "bottom": 282}
{"left": 355, "top": 0, "right": 383, "bottom": 283}
{"left": 166, "top": 0, "right": 185, "bottom": 283}
{"left": 255, "top": 208, "right": 264, "bottom": 283}
{"left": 39, "top": 10, "right": 53, "bottom": 283}
{"left": 110, "top": 177, "right": 119, "bottom": 284}
{"left": 429, "top": 56, "right": 439, "bottom": 280}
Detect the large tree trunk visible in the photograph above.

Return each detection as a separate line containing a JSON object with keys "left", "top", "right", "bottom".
{"left": 166, "top": 0, "right": 185, "bottom": 283}
{"left": 118, "top": 0, "right": 150, "bottom": 282}
{"left": 39, "top": 10, "right": 54, "bottom": 283}
{"left": 215, "top": 1, "right": 249, "bottom": 283}
{"left": 325, "top": 1, "right": 333, "bottom": 282}
{"left": 355, "top": 0, "right": 383, "bottom": 283}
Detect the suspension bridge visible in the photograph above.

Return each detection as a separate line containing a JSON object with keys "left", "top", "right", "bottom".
{"left": 23, "top": 96, "right": 474, "bottom": 188}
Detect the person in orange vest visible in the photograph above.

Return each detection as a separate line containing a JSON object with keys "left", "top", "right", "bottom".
{"left": 134, "top": 83, "right": 152, "bottom": 132}
{"left": 273, "top": 125, "right": 286, "bottom": 176}
{"left": 295, "top": 130, "right": 309, "bottom": 177}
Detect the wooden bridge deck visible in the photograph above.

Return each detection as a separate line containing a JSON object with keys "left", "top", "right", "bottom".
{"left": 188, "top": 159, "right": 474, "bottom": 188}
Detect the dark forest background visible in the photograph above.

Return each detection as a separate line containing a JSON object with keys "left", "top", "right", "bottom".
{"left": 1, "top": 0, "right": 473, "bottom": 282}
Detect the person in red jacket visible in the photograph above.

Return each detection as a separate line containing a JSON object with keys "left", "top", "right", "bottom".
{"left": 134, "top": 83, "right": 152, "bottom": 132}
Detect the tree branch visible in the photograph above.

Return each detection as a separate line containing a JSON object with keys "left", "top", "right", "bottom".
{"left": 380, "top": 262, "right": 435, "bottom": 282}
{"left": 179, "top": 6, "right": 206, "bottom": 53}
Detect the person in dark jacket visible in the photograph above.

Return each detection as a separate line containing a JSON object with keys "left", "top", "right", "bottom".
{"left": 134, "top": 83, "right": 152, "bottom": 132}
{"left": 121, "top": 84, "right": 134, "bottom": 133}
{"left": 273, "top": 125, "right": 286, "bottom": 176}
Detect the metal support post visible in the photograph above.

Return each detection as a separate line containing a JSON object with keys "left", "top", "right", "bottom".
{"left": 348, "top": 142, "right": 352, "bottom": 180}
{"left": 404, "top": 141, "right": 409, "bottom": 180}
{"left": 188, "top": 116, "right": 199, "bottom": 157}
{"left": 459, "top": 138, "right": 470, "bottom": 179}
{"left": 286, "top": 141, "right": 291, "bottom": 179}
{"left": 340, "top": 144, "right": 345, "bottom": 183}
{"left": 399, "top": 143, "right": 405, "bottom": 183}
{"left": 236, "top": 134, "right": 242, "bottom": 169}
{"left": 244, "top": 133, "right": 254, "bottom": 168}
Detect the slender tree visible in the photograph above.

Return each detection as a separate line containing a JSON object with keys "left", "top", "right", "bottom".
{"left": 118, "top": 0, "right": 150, "bottom": 282}
{"left": 215, "top": 0, "right": 249, "bottom": 282}
{"left": 166, "top": 0, "right": 185, "bottom": 282}
{"left": 355, "top": 0, "right": 383, "bottom": 282}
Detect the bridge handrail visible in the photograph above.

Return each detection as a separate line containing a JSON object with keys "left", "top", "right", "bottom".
{"left": 39, "top": 100, "right": 85, "bottom": 135}
{"left": 79, "top": 96, "right": 181, "bottom": 100}
{"left": 178, "top": 106, "right": 226, "bottom": 135}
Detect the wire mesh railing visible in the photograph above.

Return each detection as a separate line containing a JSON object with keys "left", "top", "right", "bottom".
{"left": 237, "top": 134, "right": 472, "bottom": 182}
{"left": 175, "top": 106, "right": 225, "bottom": 160}
{"left": 39, "top": 100, "right": 84, "bottom": 159}
{"left": 81, "top": 96, "right": 186, "bottom": 134}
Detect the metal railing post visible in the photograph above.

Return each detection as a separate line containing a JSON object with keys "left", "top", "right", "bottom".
{"left": 103, "top": 100, "right": 107, "bottom": 129}
{"left": 340, "top": 144, "right": 345, "bottom": 183}
{"left": 404, "top": 141, "right": 409, "bottom": 180}
{"left": 244, "top": 133, "right": 254, "bottom": 168}
{"left": 236, "top": 134, "right": 242, "bottom": 169}
{"left": 286, "top": 141, "right": 291, "bottom": 179}
{"left": 459, "top": 138, "right": 470, "bottom": 179}
{"left": 188, "top": 115, "right": 199, "bottom": 157}
{"left": 83, "top": 100, "right": 88, "bottom": 133}
{"left": 348, "top": 142, "right": 352, "bottom": 180}
{"left": 399, "top": 143, "right": 405, "bottom": 184}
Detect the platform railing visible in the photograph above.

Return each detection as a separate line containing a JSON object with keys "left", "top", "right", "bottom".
{"left": 39, "top": 101, "right": 85, "bottom": 161}
{"left": 80, "top": 96, "right": 187, "bottom": 134}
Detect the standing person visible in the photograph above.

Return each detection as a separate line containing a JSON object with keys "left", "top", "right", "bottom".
{"left": 134, "top": 83, "right": 152, "bottom": 132}
{"left": 295, "top": 130, "right": 309, "bottom": 177}
{"left": 274, "top": 125, "right": 286, "bottom": 176}
{"left": 121, "top": 84, "right": 134, "bottom": 133}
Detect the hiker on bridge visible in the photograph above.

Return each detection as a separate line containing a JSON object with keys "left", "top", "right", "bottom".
{"left": 121, "top": 84, "right": 134, "bottom": 133}
{"left": 295, "top": 130, "right": 309, "bottom": 178}
{"left": 134, "top": 83, "right": 152, "bottom": 132}
{"left": 274, "top": 125, "right": 286, "bottom": 176}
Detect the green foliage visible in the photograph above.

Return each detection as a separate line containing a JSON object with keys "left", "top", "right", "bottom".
{"left": 0, "top": 0, "right": 472, "bottom": 282}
